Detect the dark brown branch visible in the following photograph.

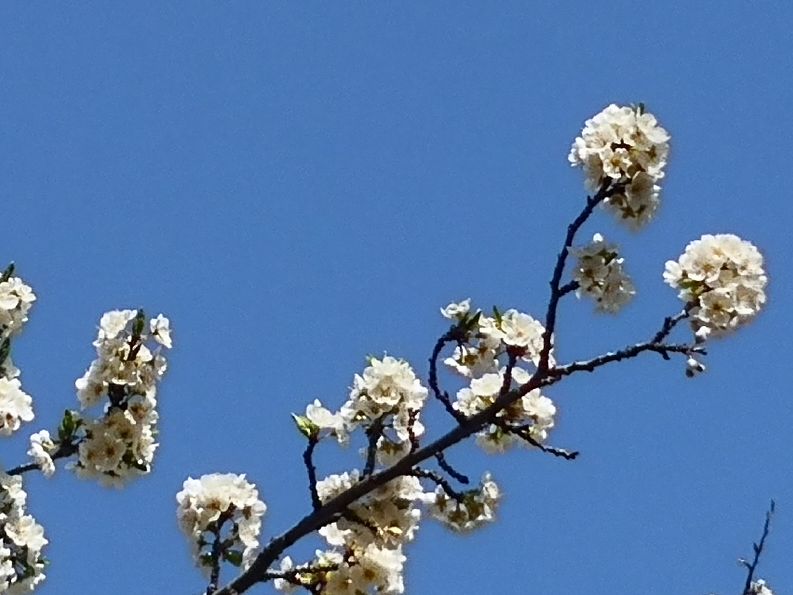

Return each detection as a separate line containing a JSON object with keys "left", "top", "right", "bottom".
{"left": 6, "top": 442, "right": 79, "bottom": 476}
{"left": 363, "top": 416, "right": 386, "bottom": 477}
{"left": 435, "top": 452, "right": 469, "bottom": 485}
{"left": 428, "top": 330, "right": 466, "bottom": 422}
{"left": 538, "top": 179, "right": 615, "bottom": 374}
{"left": 411, "top": 467, "right": 465, "bottom": 502}
{"left": 741, "top": 500, "right": 776, "bottom": 595}
{"left": 651, "top": 304, "right": 693, "bottom": 346}
{"left": 548, "top": 342, "right": 702, "bottom": 380}
{"left": 302, "top": 437, "right": 321, "bottom": 511}
{"left": 558, "top": 280, "right": 580, "bottom": 298}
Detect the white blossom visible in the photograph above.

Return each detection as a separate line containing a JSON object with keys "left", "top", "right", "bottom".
{"left": 27, "top": 431, "right": 56, "bottom": 478}
{"left": 664, "top": 234, "right": 767, "bottom": 337}
{"left": 569, "top": 103, "right": 669, "bottom": 228}
{"left": 454, "top": 368, "right": 556, "bottom": 452}
{"left": 176, "top": 473, "right": 267, "bottom": 573}
{"left": 0, "top": 277, "right": 36, "bottom": 338}
{"left": 573, "top": 233, "right": 635, "bottom": 313}
{"left": 440, "top": 299, "right": 471, "bottom": 321}
{"left": 444, "top": 303, "right": 552, "bottom": 379}
{"left": 0, "top": 473, "right": 47, "bottom": 592}
{"left": 749, "top": 579, "right": 774, "bottom": 595}
{"left": 305, "top": 399, "right": 347, "bottom": 443}
{"left": 426, "top": 472, "right": 501, "bottom": 532}
{"left": 72, "top": 309, "right": 172, "bottom": 486}
{"left": 0, "top": 378, "right": 33, "bottom": 437}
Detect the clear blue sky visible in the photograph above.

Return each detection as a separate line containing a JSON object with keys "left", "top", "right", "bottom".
{"left": 1, "top": 3, "right": 790, "bottom": 594}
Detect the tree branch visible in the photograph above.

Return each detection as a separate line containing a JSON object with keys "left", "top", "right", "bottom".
{"left": 538, "top": 179, "right": 615, "bottom": 374}
{"left": 741, "top": 500, "right": 776, "bottom": 595}
{"left": 5, "top": 442, "right": 79, "bottom": 477}
{"left": 302, "top": 437, "right": 321, "bottom": 511}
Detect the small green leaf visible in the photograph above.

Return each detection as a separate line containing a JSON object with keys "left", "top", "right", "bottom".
{"left": 0, "top": 337, "right": 11, "bottom": 364}
{"left": 291, "top": 413, "right": 319, "bottom": 439}
{"left": 223, "top": 549, "right": 243, "bottom": 567}
{"left": 132, "top": 309, "right": 146, "bottom": 338}
{"left": 0, "top": 262, "right": 15, "bottom": 283}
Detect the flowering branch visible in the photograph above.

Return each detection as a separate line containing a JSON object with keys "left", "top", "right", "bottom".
{"left": 6, "top": 441, "right": 79, "bottom": 477}
{"left": 195, "top": 104, "right": 770, "bottom": 595}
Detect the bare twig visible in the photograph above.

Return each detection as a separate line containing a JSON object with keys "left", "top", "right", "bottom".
{"left": 363, "top": 416, "right": 386, "bottom": 477}
{"left": 741, "top": 500, "right": 776, "bottom": 595}
{"left": 428, "top": 330, "right": 466, "bottom": 422}
{"left": 302, "top": 437, "right": 321, "bottom": 511}
{"left": 411, "top": 467, "right": 465, "bottom": 502}
{"left": 435, "top": 452, "right": 469, "bottom": 485}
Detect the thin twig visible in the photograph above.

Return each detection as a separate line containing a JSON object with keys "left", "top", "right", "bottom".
{"left": 411, "top": 467, "right": 465, "bottom": 502}
{"left": 302, "top": 437, "right": 321, "bottom": 511}
{"left": 498, "top": 421, "right": 579, "bottom": 460}
{"left": 6, "top": 442, "right": 79, "bottom": 476}
{"left": 363, "top": 416, "right": 386, "bottom": 477}
{"left": 428, "top": 330, "right": 466, "bottom": 421}
{"left": 539, "top": 179, "right": 615, "bottom": 374}
{"left": 741, "top": 500, "right": 776, "bottom": 595}
{"left": 435, "top": 452, "right": 469, "bottom": 485}
{"left": 558, "top": 280, "right": 580, "bottom": 298}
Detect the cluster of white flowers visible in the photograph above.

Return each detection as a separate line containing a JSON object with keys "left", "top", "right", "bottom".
{"left": 301, "top": 356, "right": 429, "bottom": 466}
{"left": 664, "top": 234, "right": 767, "bottom": 340}
{"left": 0, "top": 272, "right": 36, "bottom": 437}
{"left": 0, "top": 275, "right": 36, "bottom": 340}
{"left": 425, "top": 472, "right": 500, "bottom": 532}
{"left": 573, "top": 233, "right": 635, "bottom": 313}
{"left": 176, "top": 473, "right": 267, "bottom": 574}
{"left": 441, "top": 302, "right": 557, "bottom": 452}
{"left": 0, "top": 473, "right": 47, "bottom": 593}
{"left": 272, "top": 473, "right": 423, "bottom": 594}
{"left": 748, "top": 579, "right": 774, "bottom": 595}
{"left": 569, "top": 104, "right": 669, "bottom": 228}
{"left": 72, "top": 310, "right": 171, "bottom": 486}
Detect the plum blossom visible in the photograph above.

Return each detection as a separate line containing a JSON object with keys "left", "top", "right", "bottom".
{"left": 569, "top": 103, "right": 669, "bottom": 228}
{"left": 664, "top": 234, "right": 766, "bottom": 338}
{"left": 72, "top": 309, "right": 171, "bottom": 486}
{"left": 176, "top": 473, "right": 267, "bottom": 573}
{"left": 0, "top": 473, "right": 47, "bottom": 592}
{"left": 573, "top": 233, "right": 635, "bottom": 313}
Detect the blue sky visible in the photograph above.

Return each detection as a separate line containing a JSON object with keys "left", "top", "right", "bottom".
{"left": 1, "top": 3, "right": 791, "bottom": 594}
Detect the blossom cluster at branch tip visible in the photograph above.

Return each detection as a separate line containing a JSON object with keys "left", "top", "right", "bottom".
{"left": 664, "top": 234, "right": 767, "bottom": 340}
{"left": 443, "top": 302, "right": 557, "bottom": 452}
{"left": 0, "top": 472, "right": 47, "bottom": 593}
{"left": 0, "top": 268, "right": 36, "bottom": 437}
{"left": 569, "top": 103, "right": 669, "bottom": 228}
{"left": 176, "top": 473, "right": 267, "bottom": 574}
{"left": 573, "top": 233, "right": 635, "bottom": 313}
{"left": 72, "top": 309, "right": 172, "bottom": 486}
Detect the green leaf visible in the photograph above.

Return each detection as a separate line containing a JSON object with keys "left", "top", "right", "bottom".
{"left": 0, "top": 262, "right": 15, "bottom": 283}
{"left": 223, "top": 549, "right": 243, "bottom": 567}
{"left": 132, "top": 309, "right": 146, "bottom": 338}
{"left": 0, "top": 337, "right": 10, "bottom": 364}
{"left": 291, "top": 413, "right": 319, "bottom": 439}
